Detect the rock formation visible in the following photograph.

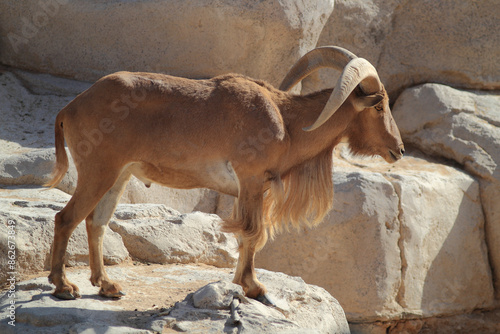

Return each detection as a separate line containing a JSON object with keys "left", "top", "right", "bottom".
{"left": 0, "top": 265, "right": 349, "bottom": 333}
{"left": 393, "top": 83, "right": 500, "bottom": 299}
{"left": 1, "top": 0, "right": 499, "bottom": 332}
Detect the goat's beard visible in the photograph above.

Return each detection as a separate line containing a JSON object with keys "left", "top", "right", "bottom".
{"left": 263, "top": 149, "right": 334, "bottom": 239}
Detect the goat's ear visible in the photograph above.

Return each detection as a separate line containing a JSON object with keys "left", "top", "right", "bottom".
{"left": 353, "top": 94, "right": 384, "bottom": 111}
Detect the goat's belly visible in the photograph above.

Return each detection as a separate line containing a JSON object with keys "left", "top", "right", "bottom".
{"left": 127, "top": 161, "right": 239, "bottom": 197}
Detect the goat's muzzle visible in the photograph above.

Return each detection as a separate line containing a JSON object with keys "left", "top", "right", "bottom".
{"left": 388, "top": 145, "right": 405, "bottom": 162}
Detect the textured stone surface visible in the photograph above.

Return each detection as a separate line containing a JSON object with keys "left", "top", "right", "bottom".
{"left": 392, "top": 83, "right": 500, "bottom": 298}
{"left": 192, "top": 280, "right": 244, "bottom": 310}
{"left": 390, "top": 171, "right": 494, "bottom": 317}
{"left": 109, "top": 205, "right": 238, "bottom": 268}
{"left": 0, "top": 69, "right": 80, "bottom": 193}
{"left": 0, "top": 0, "right": 334, "bottom": 86}
{"left": 0, "top": 264, "right": 350, "bottom": 334}
{"left": 392, "top": 84, "right": 500, "bottom": 183}
{"left": 314, "top": 0, "right": 500, "bottom": 98}
{"left": 0, "top": 186, "right": 129, "bottom": 284}
{"left": 0, "top": 148, "right": 76, "bottom": 195}
{"left": 256, "top": 153, "right": 494, "bottom": 321}
{"left": 351, "top": 308, "right": 500, "bottom": 334}
{"left": 255, "top": 164, "right": 402, "bottom": 321}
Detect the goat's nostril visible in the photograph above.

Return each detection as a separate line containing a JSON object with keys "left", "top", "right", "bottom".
{"left": 400, "top": 148, "right": 405, "bottom": 155}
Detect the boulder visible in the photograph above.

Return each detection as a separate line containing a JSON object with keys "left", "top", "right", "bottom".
{"left": 0, "top": 148, "right": 76, "bottom": 195}
{"left": 0, "top": 0, "right": 334, "bottom": 86}
{"left": 255, "top": 153, "right": 494, "bottom": 321}
{"left": 390, "top": 170, "right": 493, "bottom": 317}
{"left": 392, "top": 83, "right": 500, "bottom": 298}
{"left": 169, "top": 270, "right": 350, "bottom": 333}
{"left": 109, "top": 205, "right": 238, "bottom": 268}
{"left": 0, "top": 264, "right": 350, "bottom": 334}
{"left": 314, "top": 0, "right": 500, "bottom": 98}
{"left": 0, "top": 186, "right": 129, "bottom": 284}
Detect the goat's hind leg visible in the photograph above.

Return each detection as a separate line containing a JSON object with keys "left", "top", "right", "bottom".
{"left": 86, "top": 170, "right": 131, "bottom": 298}
{"left": 48, "top": 199, "right": 85, "bottom": 300}
{"left": 49, "top": 169, "right": 123, "bottom": 300}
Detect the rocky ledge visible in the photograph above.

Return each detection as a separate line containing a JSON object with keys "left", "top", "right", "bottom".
{"left": 0, "top": 264, "right": 349, "bottom": 333}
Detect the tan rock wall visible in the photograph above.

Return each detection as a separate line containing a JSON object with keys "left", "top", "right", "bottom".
{"left": 314, "top": 0, "right": 500, "bottom": 99}
{"left": 0, "top": 0, "right": 334, "bottom": 86}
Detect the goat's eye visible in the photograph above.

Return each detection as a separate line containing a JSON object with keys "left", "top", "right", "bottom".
{"left": 374, "top": 105, "right": 383, "bottom": 112}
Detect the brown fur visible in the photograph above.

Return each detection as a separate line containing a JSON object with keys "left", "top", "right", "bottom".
{"left": 45, "top": 70, "right": 403, "bottom": 300}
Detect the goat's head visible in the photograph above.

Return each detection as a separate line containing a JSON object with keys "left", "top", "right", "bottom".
{"left": 280, "top": 46, "right": 404, "bottom": 162}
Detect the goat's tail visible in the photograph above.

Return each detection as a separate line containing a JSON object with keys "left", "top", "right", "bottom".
{"left": 44, "top": 111, "right": 69, "bottom": 189}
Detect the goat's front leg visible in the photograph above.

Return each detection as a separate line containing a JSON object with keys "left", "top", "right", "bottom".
{"left": 49, "top": 204, "right": 84, "bottom": 300}
{"left": 233, "top": 235, "right": 266, "bottom": 298}
{"left": 224, "top": 178, "right": 273, "bottom": 304}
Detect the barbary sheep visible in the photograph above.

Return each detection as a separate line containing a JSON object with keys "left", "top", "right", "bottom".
{"left": 45, "top": 46, "right": 404, "bottom": 304}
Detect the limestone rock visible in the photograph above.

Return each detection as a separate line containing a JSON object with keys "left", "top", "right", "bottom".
{"left": 392, "top": 84, "right": 500, "bottom": 183}
{"left": 0, "top": 264, "right": 350, "bottom": 334}
{"left": 0, "top": 148, "right": 76, "bottom": 195}
{"left": 314, "top": 0, "right": 500, "bottom": 98}
{"left": 392, "top": 83, "right": 500, "bottom": 297}
{"left": 0, "top": 186, "right": 129, "bottom": 284}
{"left": 192, "top": 280, "right": 243, "bottom": 310}
{"left": 390, "top": 171, "right": 494, "bottom": 317}
{"left": 0, "top": 0, "right": 334, "bottom": 86}
{"left": 164, "top": 269, "right": 350, "bottom": 333}
{"left": 0, "top": 69, "right": 80, "bottom": 193}
{"left": 303, "top": 0, "right": 401, "bottom": 95}
{"left": 377, "top": 0, "right": 500, "bottom": 96}
{"left": 109, "top": 205, "right": 238, "bottom": 268}
{"left": 256, "top": 154, "right": 494, "bottom": 320}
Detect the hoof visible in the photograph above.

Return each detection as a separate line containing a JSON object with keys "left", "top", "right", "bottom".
{"left": 99, "top": 288, "right": 126, "bottom": 299}
{"left": 255, "top": 293, "right": 277, "bottom": 307}
{"left": 53, "top": 289, "right": 81, "bottom": 300}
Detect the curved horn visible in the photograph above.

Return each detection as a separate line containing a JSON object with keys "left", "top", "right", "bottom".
{"left": 303, "top": 58, "right": 382, "bottom": 132}
{"left": 279, "top": 46, "right": 357, "bottom": 92}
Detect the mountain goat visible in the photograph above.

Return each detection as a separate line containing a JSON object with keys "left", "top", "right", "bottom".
{"left": 45, "top": 46, "right": 404, "bottom": 303}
